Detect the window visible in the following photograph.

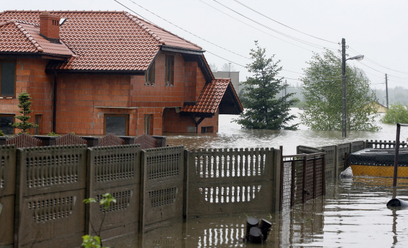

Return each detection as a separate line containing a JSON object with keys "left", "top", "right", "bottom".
{"left": 145, "top": 61, "right": 155, "bottom": 86}
{"left": 0, "top": 61, "right": 16, "bottom": 97}
{"left": 144, "top": 115, "right": 153, "bottom": 135}
{"left": 104, "top": 115, "right": 129, "bottom": 136}
{"left": 0, "top": 114, "right": 14, "bottom": 135}
{"left": 165, "top": 55, "right": 174, "bottom": 86}
{"left": 35, "top": 114, "right": 42, "bottom": 135}
{"left": 201, "top": 126, "right": 214, "bottom": 133}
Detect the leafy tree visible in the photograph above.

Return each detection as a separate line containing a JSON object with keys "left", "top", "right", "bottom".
{"left": 381, "top": 103, "right": 408, "bottom": 124}
{"left": 300, "top": 50, "right": 380, "bottom": 132}
{"left": 234, "top": 41, "right": 298, "bottom": 130}
{"left": 11, "top": 92, "right": 38, "bottom": 133}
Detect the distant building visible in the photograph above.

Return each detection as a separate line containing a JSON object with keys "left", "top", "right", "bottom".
{"left": 372, "top": 102, "right": 388, "bottom": 113}
{"left": 367, "top": 101, "right": 388, "bottom": 113}
{"left": 213, "top": 71, "right": 240, "bottom": 95}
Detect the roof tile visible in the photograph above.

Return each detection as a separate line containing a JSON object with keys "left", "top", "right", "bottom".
{"left": 181, "top": 78, "right": 240, "bottom": 114}
{"left": 0, "top": 10, "right": 203, "bottom": 72}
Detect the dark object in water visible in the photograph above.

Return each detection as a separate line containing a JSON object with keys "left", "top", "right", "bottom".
{"left": 259, "top": 219, "right": 272, "bottom": 241}
{"left": 245, "top": 217, "right": 272, "bottom": 243}
{"left": 387, "top": 198, "right": 408, "bottom": 209}
{"left": 248, "top": 227, "right": 263, "bottom": 244}
{"left": 246, "top": 217, "right": 259, "bottom": 239}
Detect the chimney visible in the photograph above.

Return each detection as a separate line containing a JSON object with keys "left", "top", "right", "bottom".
{"left": 40, "top": 12, "right": 60, "bottom": 42}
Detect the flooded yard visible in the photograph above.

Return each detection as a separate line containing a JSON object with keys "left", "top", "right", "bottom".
{"left": 114, "top": 177, "right": 408, "bottom": 247}
{"left": 125, "top": 110, "right": 408, "bottom": 247}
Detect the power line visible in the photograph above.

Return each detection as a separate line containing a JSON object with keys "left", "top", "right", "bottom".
{"left": 212, "top": 0, "right": 336, "bottom": 51}
{"left": 113, "top": 0, "right": 152, "bottom": 23}
{"left": 198, "top": 0, "right": 317, "bottom": 53}
{"left": 349, "top": 47, "right": 408, "bottom": 75}
{"left": 206, "top": 51, "right": 247, "bottom": 68}
{"left": 120, "top": 0, "right": 250, "bottom": 60}
{"left": 232, "top": 0, "right": 337, "bottom": 45}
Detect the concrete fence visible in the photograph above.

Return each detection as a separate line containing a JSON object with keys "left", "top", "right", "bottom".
{"left": 1, "top": 139, "right": 378, "bottom": 247}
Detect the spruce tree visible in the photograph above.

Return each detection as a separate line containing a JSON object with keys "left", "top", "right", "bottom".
{"left": 11, "top": 92, "right": 38, "bottom": 133}
{"left": 234, "top": 41, "right": 298, "bottom": 130}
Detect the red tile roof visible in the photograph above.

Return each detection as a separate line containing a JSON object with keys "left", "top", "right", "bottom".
{"left": 181, "top": 78, "right": 243, "bottom": 115}
{"left": 0, "top": 21, "right": 73, "bottom": 56}
{"left": 0, "top": 10, "right": 203, "bottom": 71}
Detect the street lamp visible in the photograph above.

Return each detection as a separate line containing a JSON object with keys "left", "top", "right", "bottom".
{"left": 341, "top": 38, "right": 364, "bottom": 138}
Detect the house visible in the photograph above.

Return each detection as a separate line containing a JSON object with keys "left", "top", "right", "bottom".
{"left": 372, "top": 101, "right": 388, "bottom": 113}
{"left": 366, "top": 101, "right": 388, "bottom": 114}
{"left": 0, "top": 11, "right": 242, "bottom": 136}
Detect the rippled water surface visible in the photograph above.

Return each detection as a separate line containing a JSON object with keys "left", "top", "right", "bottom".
{"left": 165, "top": 108, "right": 398, "bottom": 155}
{"left": 117, "top": 178, "right": 408, "bottom": 247}
{"left": 118, "top": 109, "right": 408, "bottom": 247}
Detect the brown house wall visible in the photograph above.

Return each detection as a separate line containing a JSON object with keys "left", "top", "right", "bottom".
{"left": 1, "top": 52, "right": 222, "bottom": 136}
{"left": 0, "top": 57, "right": 54, "bottom": 134}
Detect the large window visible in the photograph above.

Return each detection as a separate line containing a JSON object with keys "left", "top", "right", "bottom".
{"left": 165, "top": 55, "right": 174, "bottom": 86}
{"left": 104, "top": 114, "right": 129, "bottom": 136}
{"left": 0, "top": 114, "right": 14, "bottom": 135}
{"left": 145, "top": 61, "right": 155, "bottom": 86}
{"left": 0, "top": 61, "right": 16, "bottom": 97}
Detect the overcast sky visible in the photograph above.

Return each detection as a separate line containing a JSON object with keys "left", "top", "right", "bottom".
{"left": 2, "top": 0, "right": 408, "bottom": 92}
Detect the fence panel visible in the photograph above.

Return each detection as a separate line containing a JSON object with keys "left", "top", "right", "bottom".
{"left": 6, "top": 133, "right": 42, "bottom": 148}
{"left": 87, "top": 144, "right": 141, "bottom": 241}
{"left": 15, "top": 145, "right": 87, "bottom": 248}
{"left": 319, "top": 145, "right": 336, "bottom": 180}
{"left": 351, "top": 141, "right": 365, "bottom": 153}
{"left": 336, "top": 143, "right": 351, "bottom": 176}
{"left": 366, "top": 140, "right": 408, "bottom": 149}
{"left": 55, "top": 133, "right": 87, "bottom": 146}
{"left": 187, "top": 148, "right": 277, "bottom": 216}
{"left": 140, "top": 146, "right": 185, "bottom": 230}
{"left": 281, "top": 153, "right": 325, "bottom": 211}
{"left": 98, "top": 133, "right": 125, "bottom": 147}
{"left": 0, "top": 145, "right": 16, "bottom": 247}
{"left": 296, "top": 145, "right": 320, "bottom": 154}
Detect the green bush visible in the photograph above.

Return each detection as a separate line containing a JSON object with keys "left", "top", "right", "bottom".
{"left": 0, "top": 130, "right": 4, "bottom": 136}
{"left": 381, "top": 103, "right": 408, "bottom": 124}
{"left": 47, "top": 132, "right": 60, "bottom": 137}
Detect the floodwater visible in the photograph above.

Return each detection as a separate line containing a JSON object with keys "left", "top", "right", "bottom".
{"left": 118, "top": 109, "right": 408, "bottom": 247}
{"left": 165, "top": 108, "right": 399, "bottom": 155}
{"left": 129, "top": 177, "right": 408, "bottom": 247}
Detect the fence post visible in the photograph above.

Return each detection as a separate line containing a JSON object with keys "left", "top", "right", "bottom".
{"left": 313, "top": 156, "right": 317, "bottom": 198}
{"left": 291, "top": 159, "right": 295, "bottom": 208}
{"left": 302, "top": 156, "right": 307, "bottom": 204}
{"left": 279, "top": 146, "right": 284, "bottom": 212}
{"left": 322, "top": 154, "right": 326, "bottom": 196}
{"left": 183, "top": 149, "right": 189, "bottom": 218}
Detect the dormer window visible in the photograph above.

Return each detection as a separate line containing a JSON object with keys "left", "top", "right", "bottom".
{"left": 165, "top": 55, "right": 174, "bottom": 86}
{"left": 145, "top": 61, "right": 155, "bottom": 86}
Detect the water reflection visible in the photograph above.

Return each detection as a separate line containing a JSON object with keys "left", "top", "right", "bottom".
{"left": 122, "top": 177, "right": 408, "bottom": 248}
{"left": 121, "top": 109, "right": 408, "bottom": 247}
{"left": 166, "top": 108, "right": 396, "bottom": 155}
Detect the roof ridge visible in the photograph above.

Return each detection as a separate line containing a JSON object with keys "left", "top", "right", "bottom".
{"left": 13, "top": 22, "right": 43, "bottom": 52}
{"left": 129, "top": 13, "right": 202, "bottom": 50}
{"left": 123, "top": 12, "right": 163, "bottom": 44}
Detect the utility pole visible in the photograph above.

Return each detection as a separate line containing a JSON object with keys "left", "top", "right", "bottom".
{"left": 341, "top": 38, "right": 347, "bottom": 138}
{"left": 385, "top": 73, "right": 389, "bottom": 109}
